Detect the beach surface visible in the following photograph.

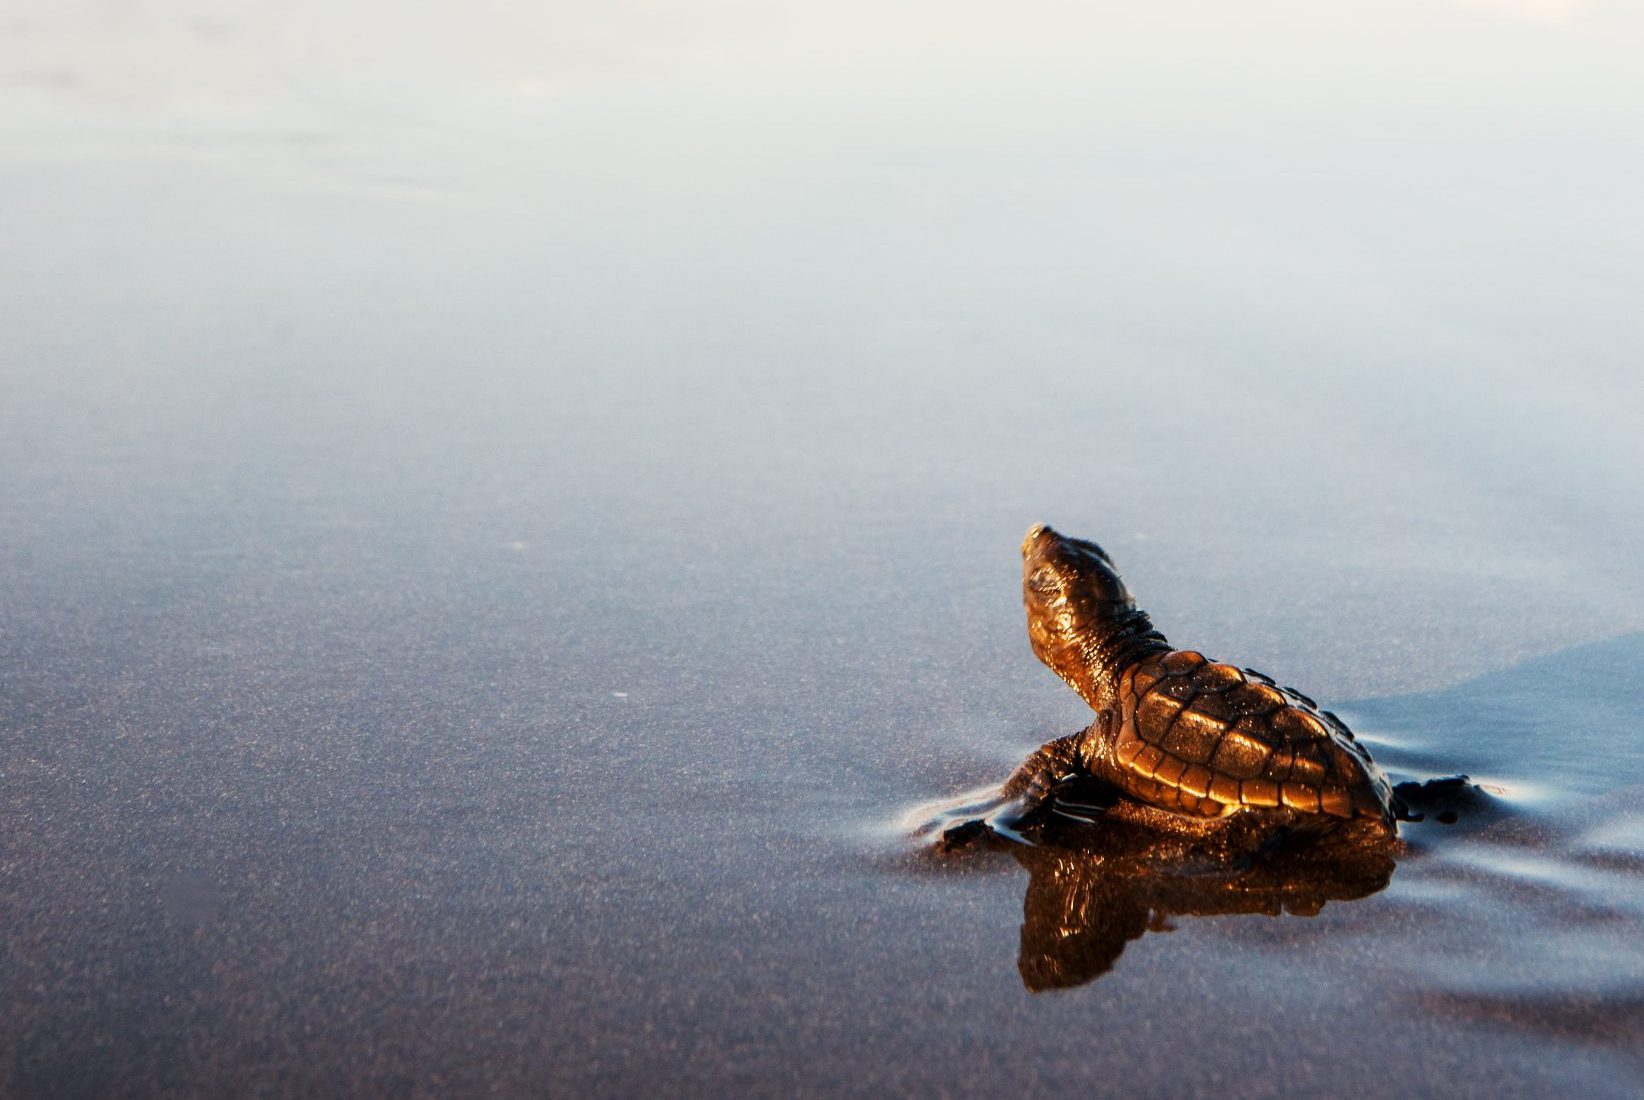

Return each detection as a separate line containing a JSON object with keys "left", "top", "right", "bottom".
{"left": 3, "top": 3, "right": 1644, "bottom": 1096}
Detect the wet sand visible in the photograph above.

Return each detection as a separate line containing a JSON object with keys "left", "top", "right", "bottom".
{"left": 4, "top": 3, "right": 1644, "bottom": 1097}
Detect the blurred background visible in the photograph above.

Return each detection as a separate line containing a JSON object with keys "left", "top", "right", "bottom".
{"left": 5, "top": 0, "right": 1642, "bottom": 697}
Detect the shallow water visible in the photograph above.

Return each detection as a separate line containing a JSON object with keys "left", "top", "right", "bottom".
{"left": 4, "top": 2, "right": 1644, "bottom": 1096}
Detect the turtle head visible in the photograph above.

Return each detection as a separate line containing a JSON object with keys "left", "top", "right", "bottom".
{"left": 1021, "top": 524, "right": 1139, "bottom": 707}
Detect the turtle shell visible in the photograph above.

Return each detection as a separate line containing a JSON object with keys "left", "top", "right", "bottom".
{"left": 1105, "top": 649, "right": 1393, "bottom": 824}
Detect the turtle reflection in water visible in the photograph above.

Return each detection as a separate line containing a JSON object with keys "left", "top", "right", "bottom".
{"left": 930, "top": 525, "right": 1477, "bottom": 989}
{"left": 942, "top": 813, "right": 1395, "bottom": 991}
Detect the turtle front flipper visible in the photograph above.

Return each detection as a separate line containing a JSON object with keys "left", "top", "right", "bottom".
{"left": 933, "top": 732, "right": 1122, "bottom": 850}
{"left": 1000, "top": 732, "right": 1125, "bottom": 826}
{"left": 1000, "top": 734, "right": 1084, "bottom": 804}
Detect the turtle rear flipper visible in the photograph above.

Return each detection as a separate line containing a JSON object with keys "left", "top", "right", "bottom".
{"left": 1394, "top": 775, "right": 1491, "bottom": 825}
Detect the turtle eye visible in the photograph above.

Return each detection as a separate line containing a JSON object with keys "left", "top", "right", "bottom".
{"left": 1028, "top": 566, "right": 1060, "bottom": 596}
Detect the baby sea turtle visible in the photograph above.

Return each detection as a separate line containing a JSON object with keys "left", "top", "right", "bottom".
{"left": 1013, "top": 524, "right": 1398, "bottom": 839}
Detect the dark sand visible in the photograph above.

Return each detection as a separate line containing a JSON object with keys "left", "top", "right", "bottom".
{"left": 4, "top": 4, "right": 1644, "bottom": 1097}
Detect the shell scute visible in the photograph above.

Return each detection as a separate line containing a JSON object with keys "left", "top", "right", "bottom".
{"left": 1326, "top": 744, "right": 1366, "bottom": 781}
{"left": 1160, "top": 650, "right": 1206, "bottom": 675}
{"left": 1119, "top": 694, "right": 1137, "bottom": 733}
{"left": 1208, "top": 775, "right": 1242, "bottom": 805}
{"left": 1295, "top": 712, "right": 1332, "bottom": 740}
{"left": 1136, "top": 691, "right": 1182, "bottom": 734}
{"left": 1130, "top": 666, "right": 1163, "bottom": 696}
{"left": 1157, "top": 676, "right": 1197, "bottom": 703}
{"left": 1180, "top": 685, "right": 1236, "bottom": 724}
{"left": 1154, "top": 755, "right": 1189, "bottom": 784}
{"left": 1262, "top": 751, "right": 1296, "bottom": 782}
{"left": 1281, "top": 783, "right": 1321, "bottom": 812}
{"left": 1227, "top": 682, "right": 1285, "bottom": 717}
{"left": 1172, "top": 708, "right": 1234, "bottom": 757}
{"left": 1266, "top": 707, "right": 1328, "bottom": 743}
{"left": 1178, "top": 764, "right": 1214, "bottom": 799}
{"left": 1115, "top": 731, "right": 1144, "bottom": 766}
{"left": 1287, "top": 750, "right": 1328, "bottom": 787}
{"left": 1232, "top": 713, "right": 1277, "bottom": 740}
{"left": 1199, "top": 662, "right": 1246, "bottom": 690}
{"left": 1209, "top": 731, "right": 1270, "bottom": 779}
{"left": 1319, "top": 786, "right": 1354, "bottom": 818}
{"left": 1241, "top": 778, "right": 1280, "bottom": 807}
